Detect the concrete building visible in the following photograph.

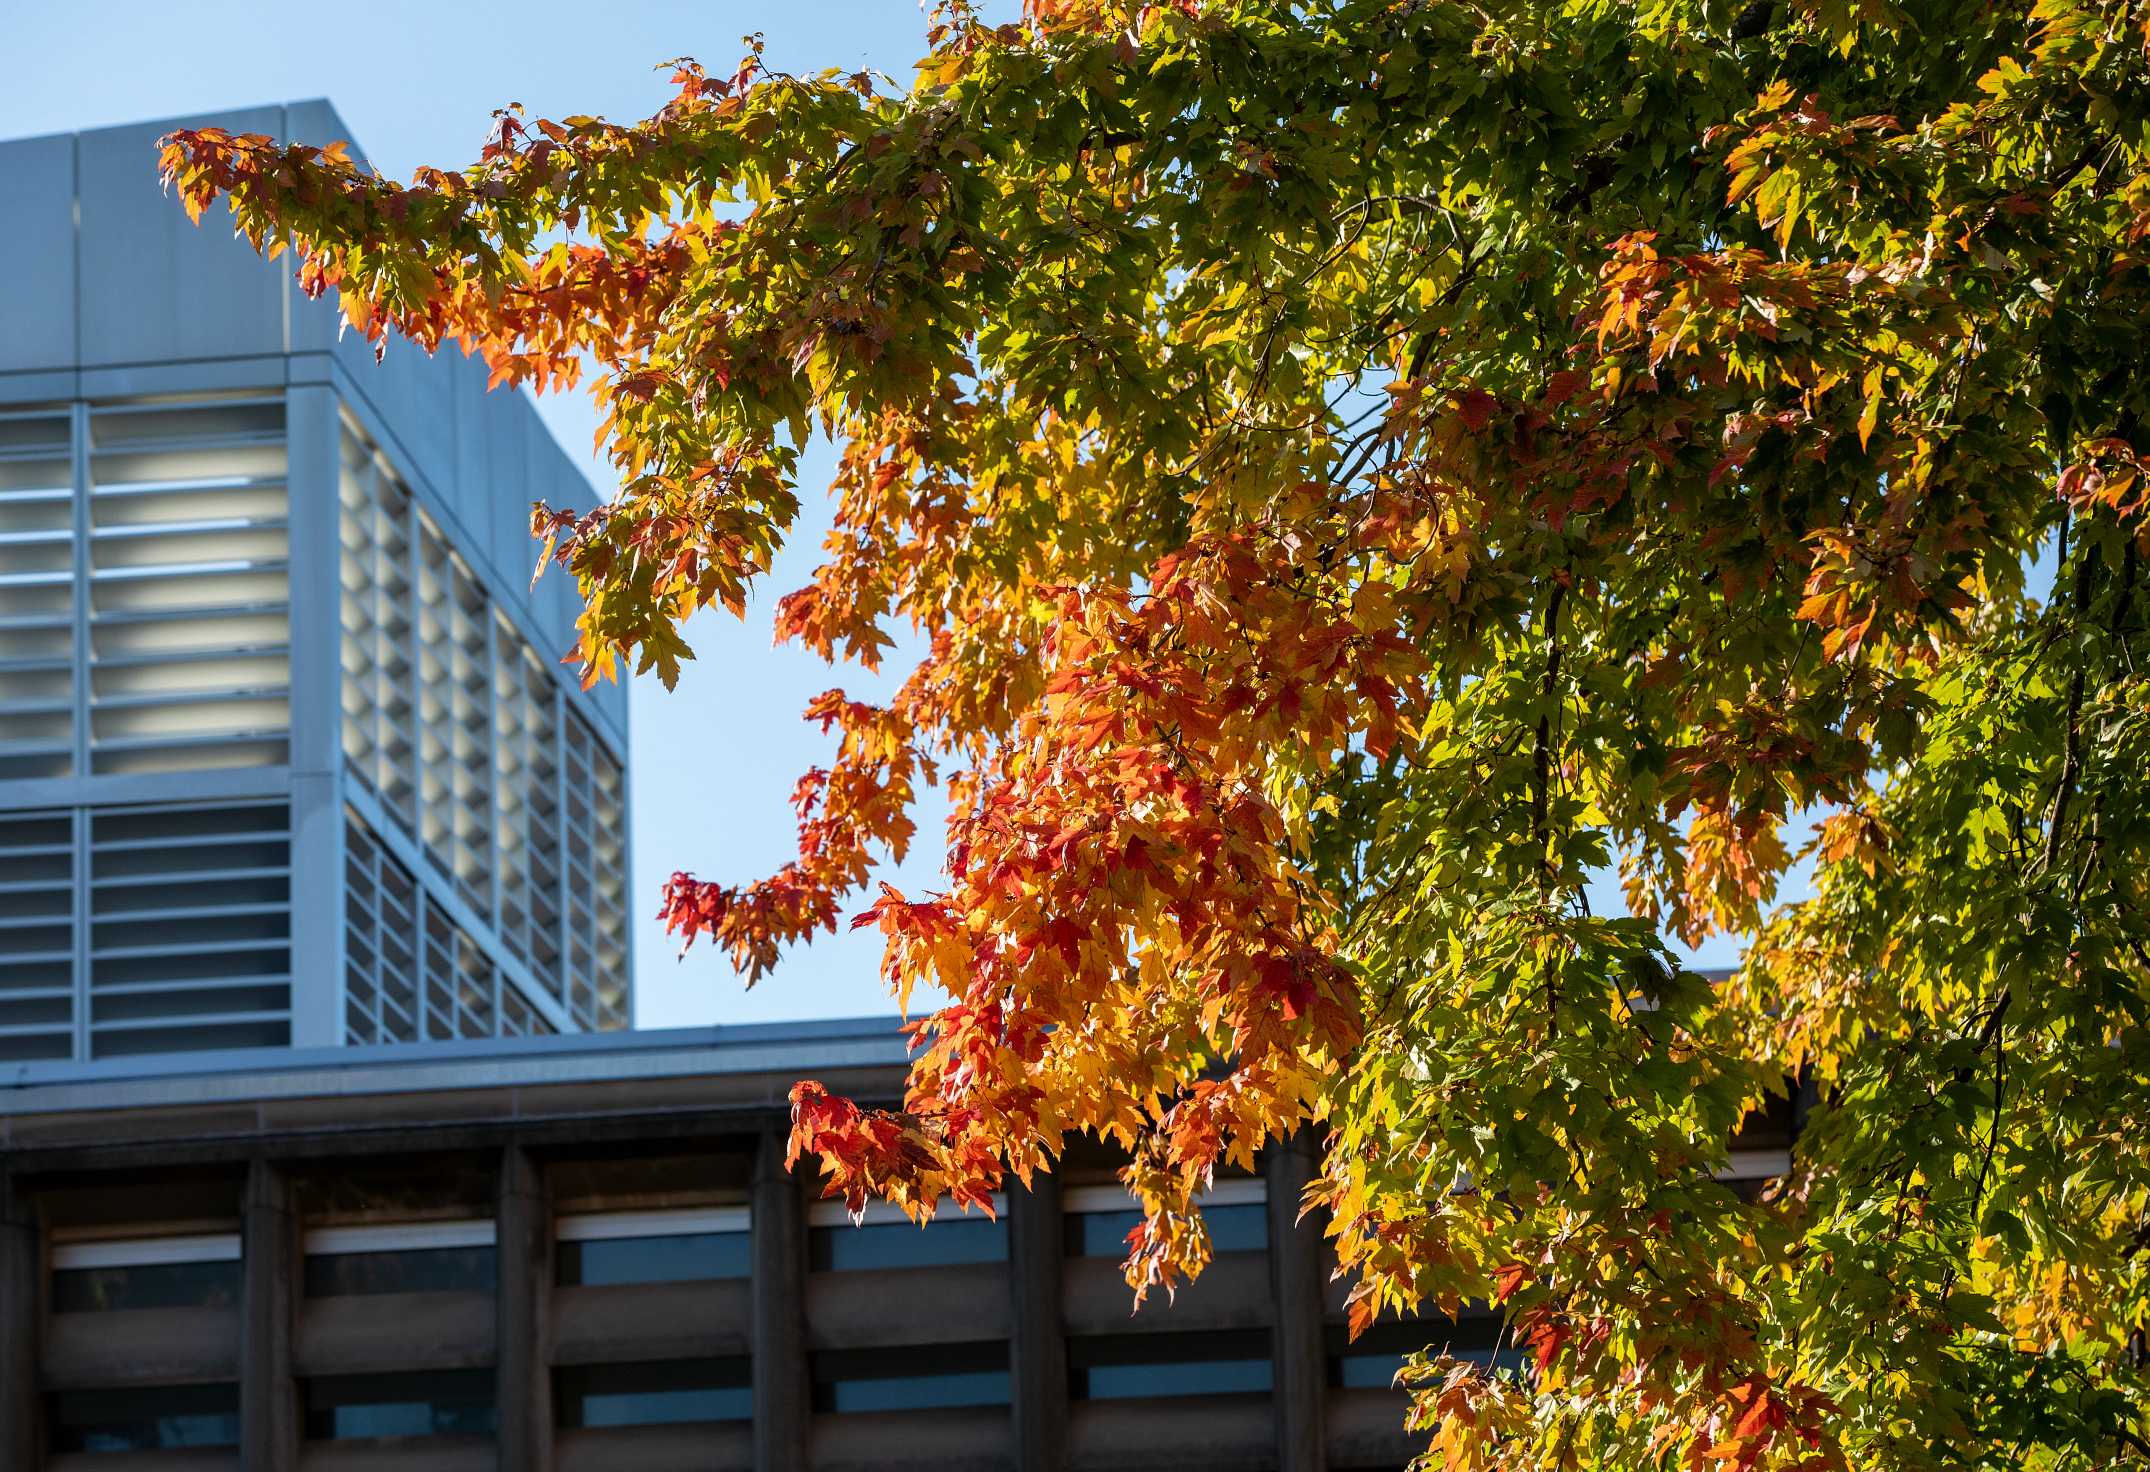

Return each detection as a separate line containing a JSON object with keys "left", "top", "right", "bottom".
{"left": 0, "top": 103, "right": 633, "bottom": 1065}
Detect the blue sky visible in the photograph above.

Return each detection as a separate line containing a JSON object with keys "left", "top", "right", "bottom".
{"left": 9, "top": 1, "right": 1742, "bottom": 1029}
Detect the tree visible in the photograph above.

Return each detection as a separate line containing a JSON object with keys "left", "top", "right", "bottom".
{"left": 162, "top": 1, "right": 2150, "bottom": 1465}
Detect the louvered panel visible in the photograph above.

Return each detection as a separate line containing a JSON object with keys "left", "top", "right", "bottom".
{"left": 562, "top": 713, "right": 600, "bottom": 1029}
{"left": 589, "top": 735, "right": 630, "bottom": 1031}
{"left": 522, "top": 651, "right": 565, "bottom": 1000}
{"left": 0, "top": 409, "right": 77, "bottom": 781}
{"left": 86, "top": 399, "right": 291, "bottom": 777}
{"left": 0, "top": 810, "right": 76, "bottom": 1063}
{"left": 415, "top": 516, "right": 455, "bottom": 878}
{"left": 86, "top": 802, "right": 291, "bottom": 1058}
{"left": 372, "top": 471, "right": 417, "bottom": 825}
{"left": 446, "top": 558, "right": 493, "bottom": 919}
{"left": 492, "top": 618, "right": 532, "bottom": 968}
{"left": 342, "top": 813, "right": 422, "bottom": 1046}
{"left": 338, "top": 430, "right": 380, "bottom": 787}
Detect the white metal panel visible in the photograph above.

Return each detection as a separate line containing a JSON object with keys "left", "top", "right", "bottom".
{"left": 76, "top": 109, "right": 288, "bottom": 369}
{"left": 304, "top": 1219, "right": 496, "bottom": 1255}
{"left": 0, "top": 135, "right": 78, "bottom": 375}
{"left": 808, "top": 1195, "right": 1008, "bottom": 1229}
{"left": 555, "top": 1206, "right": 751, "bottom": 1242}
{"left": 1062, "top": 1178, "right": 1268, "bottom": 1215}
{"left": 51, "top": 1232, "right": 241, "bottom": 1269}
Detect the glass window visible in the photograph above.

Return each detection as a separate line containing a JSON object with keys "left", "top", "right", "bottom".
{"left": 304, "top": 1245, "right": 495, "bottom": 1298}
{"left": 558, "top": 1231, "right": 749, "bottom": 1286}
{"left": 50, "top": 1233, "right": 241, "bottom": 1313}
{"left": 48, "top": 1384, "right": 240, "bottom": 1452}
{"left": 557, "top": 1359, "right": 751, "bottom": 1427}
{"left": 53, "top": 1259, "right": 239, "bottom": 1313}
{"left": 1071, "top": 1331, "right": 1273, "bottom": 1400}
{"left": 1067, "top": 1203, "right": 1267, "bottom": 1258}
{"left": 810, "top": 1218, "right": 1008, "bottom": 1271}
{"left": 1327, "top": 1318, "right": 1513, "bottom": 1388}
{"left": 305, "top": 1370, "right": 496, "bottom": 1440}
{"left": 809, "top": 1199, "right": 1007, "bottom": 1271}
{"left": 303, "top": 1221, "right": 496, "bottom": 1297}
{"left": 813, "top": 1343, "right": 1010, "bottom": 1413}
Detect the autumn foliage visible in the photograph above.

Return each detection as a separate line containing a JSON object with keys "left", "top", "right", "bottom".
{"left": 164, "top": 1, "right": 2150, "bottom": 1466}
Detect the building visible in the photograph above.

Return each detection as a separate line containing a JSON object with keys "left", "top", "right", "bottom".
{"left": 0, "top": 1023, "right": 1798, "bottom": 1471}
{"left": 0, "top": 103, "right": 633, "bottom": 1066}
{"left": 0, "top": 103, "right": 1798, "bottom": 1472}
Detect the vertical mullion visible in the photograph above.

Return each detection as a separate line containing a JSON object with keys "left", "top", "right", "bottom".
{"left": 70, "top": 403, "right": 90, "bottom": 1061}
{"left": 70, "top": 806, "right": 88, "bottom": 1061}
{"left": 69, "top": 400, "right": 88, "bottom": 780}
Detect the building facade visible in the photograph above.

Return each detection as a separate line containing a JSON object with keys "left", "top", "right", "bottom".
{"left": 0, "top": 1023, "right": 1634, "bottom": 1471}
{"left": 0, "top": 104, "right": 632, "bottom": 1067}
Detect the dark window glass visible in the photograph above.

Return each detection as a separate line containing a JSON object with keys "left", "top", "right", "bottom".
{"left": 305, "top": 1369, "right": 496, "bottom": 1440}
{"left": 303, "top": 1245, "right": 495, "bottom": 1297}
{"left": 1067, "top": 1202, "right": 1267, "bottom": 1258}
{"left": 1326, "top": 1315, "right": 1514, "bottom": 1388}
{"left": 557, "top": 1358, "right": 751, "bottom": 1427}
{"left": 813, "top": 1342, "right": 1010, "bottom": 1413}
{"left": 557, "top": 1231, "right": 749, "bottom": 1287}
{"left": 49, "top": 1384, "right": 240, "bottom": 1451}
{"left": 1070, "top": 1331, "right": 1273, "bottom": 1400}
{"left": 810, "top": 1216, "right": 1007, "bottom": 1271}
{"left": 53, "top": 1259, "right": 240, "bottom": 1313}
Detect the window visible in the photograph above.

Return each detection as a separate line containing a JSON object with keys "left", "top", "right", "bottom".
{"left": 1064, "top": 1178, "right": 1268, "bottom": 1258}
{"left": 557, "top": 1359, "right": 751, "bottom": 1427}
{"left": 305, "top": 1369, "right": 495, "bottom": 1440}
{"left": 303, "top": 1220, "right": 496, "bottom": 1298}
{"left": 1070, "top": 1331, "right": 1273, "bottom": 1400}
{"left": 1328, "top": 1317, "right": 1514, "bottom": 1388}
{"left": 813, "top": 1343, "right": 1010, "bottom": 1413}
{"left": 809, "top": 1197, "right": 1008, "bottom": 1272}
{"left": 50, "top": 1232, "right": 240, "bottom": 1313}
{"left": 48, "top": 1384, "right": 240, "bottom": 1452}
{"left": 556, "top": 1206, "right": 750, "bottom": 1286}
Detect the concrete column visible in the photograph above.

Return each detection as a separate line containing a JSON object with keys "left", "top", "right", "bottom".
{"left": 240, "top": 1158, "right": 298, "bottom": 1471}
{"left": 1267, "top": 1133, "right": 1328, "bottom": 1472}
{"left": 0, "top": 1172, "right": 38, "bottom": 1469}
{"left": 1008, "top": 1173, "right": 1069, "bottom": 1471}
{"left": 497, "top": 1146, "right": 553, "bottom": 1471}
{"left": 753, "top": 1129, "right": 811, "bottom": 1472}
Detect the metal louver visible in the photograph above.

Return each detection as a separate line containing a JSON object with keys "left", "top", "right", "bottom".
{"left": 0, "top": 810, "right": 75, "bottom": 1062}
{"left": 87, "top": 801, "right": 292, "bottom": 1057}
{"left": 86, "top": 400, "right": 291, "bottom": 776}
{"left": 0, "top": 409, "right": 77, "bottom": 783}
